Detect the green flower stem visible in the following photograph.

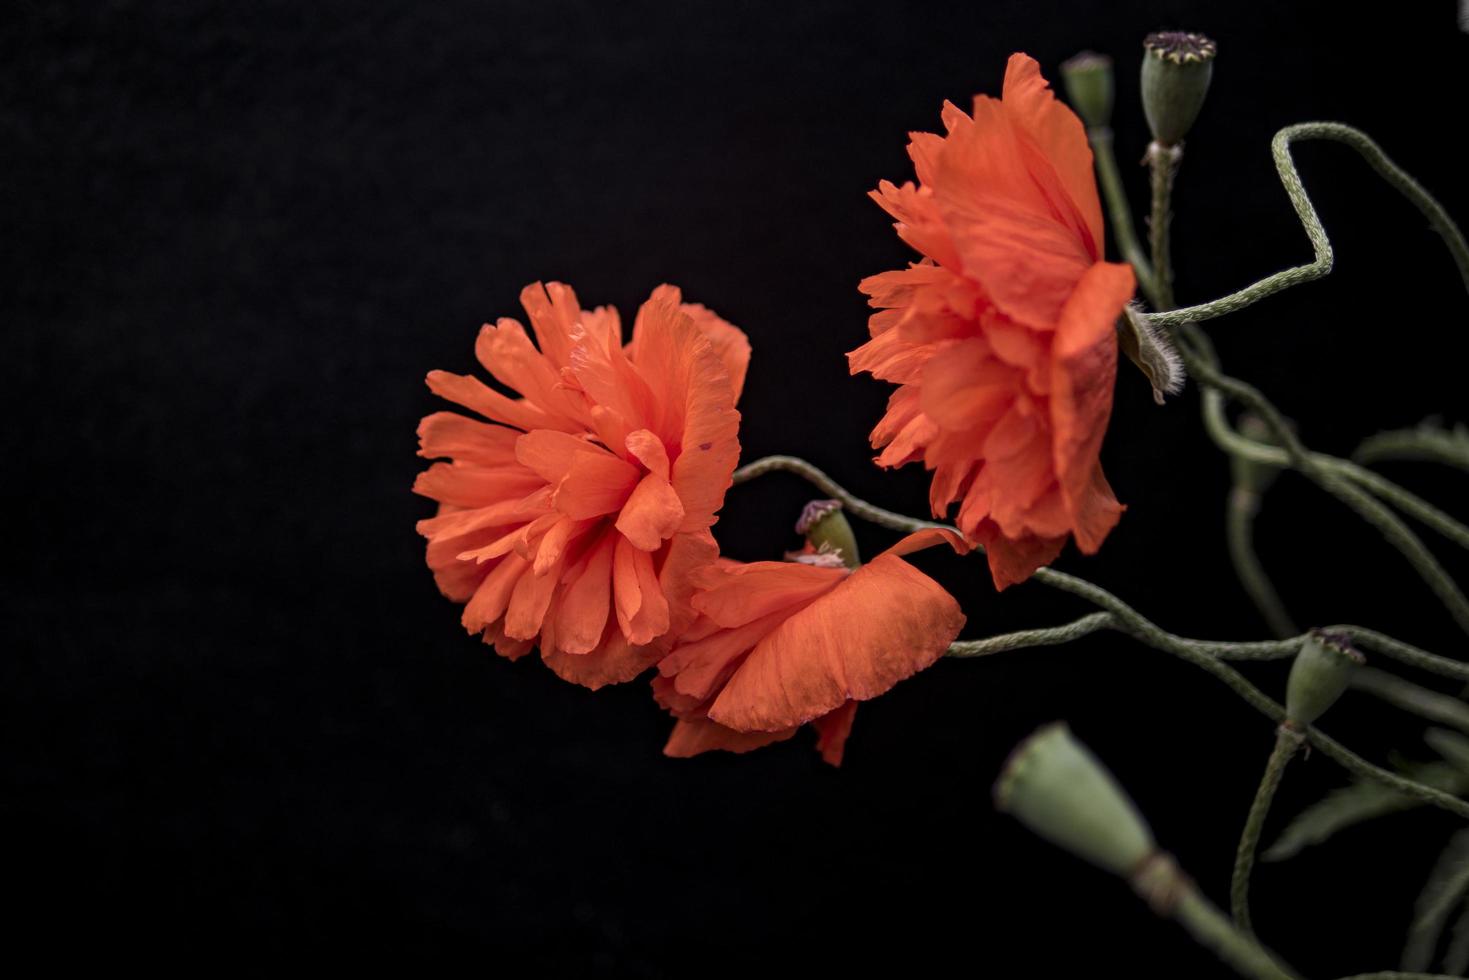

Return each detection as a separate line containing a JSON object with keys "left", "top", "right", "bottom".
{"left": 1332, "top": 628, "right": 1469, "bottom": 683}
{"left": 1228, "top": 486, "right": 1299, "bottom": 639}
{"left": 1355, "top": 428, "right": 1469, "bottom": 473}
{"left": 730, "top": 455, "right": 1469, "bottom": 820}
{"left": 1350, "top": 667, "right": 1469, "bottom": 735}
{"left": 945, "top": 612, "right": 1115, "bottom": 658}
{"left": 1232, "top": 727, "right": 1306, "bottom": 934}
{"left": 1145, "top": 122, "right": 1469, "bottom": 329}
{"left": 1172, "top": 885, "right": 1300, "bottom": 980}
{"left": 1147, "top": 142, "right": 1181, "bottom": 311}
{"left": 1088, "top": 126, "right": 1161, "bottom": 306}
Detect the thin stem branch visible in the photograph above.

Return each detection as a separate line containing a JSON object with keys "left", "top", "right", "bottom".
{"left": 1089, "top": 126, "right": 1160, "bottom": 305}
{"left": 1228, "top": 487, "right": 1298, "bottom": 638}
{"left": 1180, "top": 341, "right": 1469, "bottom": 635}
{"left": 1232, "top": 728, "right": 1305, "bottom": 934}
{"left": 1146, "top": 123, "right": 1469, "bottom": 328}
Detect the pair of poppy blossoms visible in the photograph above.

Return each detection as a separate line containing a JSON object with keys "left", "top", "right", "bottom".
{"left": 414, "top": 54, "right": 1136, "bottom": 764}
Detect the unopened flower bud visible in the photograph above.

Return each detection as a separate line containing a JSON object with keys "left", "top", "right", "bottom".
{"left": 1141, "top": 31, "right": 1216, "bottom": 146}
{"left": 1285, "top": 630, "right": 1364, "bottom": 728}
{"left": 994, "top": 722, "right": 1155, "bottom": 877}
{"left": 1060, "top": 51, "right": 1114, "bottom": 130}
{"left": 796, "top": 499, "right": 860, "bottom": 569}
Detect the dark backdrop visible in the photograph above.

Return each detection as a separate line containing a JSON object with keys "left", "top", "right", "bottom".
{"left": 7, "top": 2, "right": 1469, "bottom": 975}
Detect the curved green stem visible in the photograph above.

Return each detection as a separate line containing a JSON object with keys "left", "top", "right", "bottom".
{"left": 1089, "top": 126, "right": 1159, "bottom": 305}
{"left": 1232, "top": 728, "right": 1305, "bottom": 934}
{"left": 1351, "top": 668, "right": 1469, "bottom": 735}
{"left": 1228, "top": 487, "right": 1299, "bottom": 638}
{"left": 1145, "top": 122, "right": 1469, "bottom": 328}
{"left": 731, "top": 455, "right": 1469, "bottom": 820}
{"left": 1356, "top": 427, "right": 1469, "bottom": 474}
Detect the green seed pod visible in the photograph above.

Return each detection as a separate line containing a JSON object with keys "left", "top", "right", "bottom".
{"left": 1060, "top": 51, "right": 1114, "bottom": 130}
{"left": 1141, "top": 31, "right": 1217, "bottom": 146}
{"left": 1285, "top": 630, "right": 1364, "bottom": 727}
{"left": 796, "top": 499, "right": 860, "bottom": 569}
{"left": 994, "top": 722, "right": 1155, "bottom": 877}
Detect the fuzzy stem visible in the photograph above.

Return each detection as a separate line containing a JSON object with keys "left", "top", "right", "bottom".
{"left": 945, "top": 613, "right": 1115, "bottom": 658}
{"left": 1232, "top": 728, "right": 1305, "bottom": 934}
{"left": 1147, "top": 141, "right": 1180, "bottom": 310}
{"left": 1146, "top": 122, "right": 1469, "bottom": 328}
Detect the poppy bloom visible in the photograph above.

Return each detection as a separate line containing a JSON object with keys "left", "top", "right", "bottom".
{"left": 653, "top": 528, "right": 968, "bottom": 765}
{"left": 848, "top": 53, "right": 1136, "bottom": 590}
{"left": 415, "top": 282, "right": 748, "bottom": 688}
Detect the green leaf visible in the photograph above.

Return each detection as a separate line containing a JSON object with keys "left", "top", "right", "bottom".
{"left": 1263, "top": 761, "right": 1469, "bottom": 862}
{"left": 1404, "top": 828, "right": 1469, "bottom": 971}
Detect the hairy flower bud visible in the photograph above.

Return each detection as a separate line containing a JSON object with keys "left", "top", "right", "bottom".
{"left": 796, "top": 499, "right": 861, "bottom": 569}
{"left": 994, "top": 722, "right": 1155, "bottom": 877}
{"left": 1286, "top": 630, "right": 1364, "bottom": 727}
{"left": 1141, "top": 31, "right": 1216, "bottom": 146}
{"left": 1060, "top": 51, "right": 1114, "bottom": 130}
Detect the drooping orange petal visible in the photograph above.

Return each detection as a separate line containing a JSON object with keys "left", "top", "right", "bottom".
{"left": 690, "top": 560, "right": 847, "bottom": 629}
{"left": 812, "top": 701, "right": 859, "bottom": 767}
{"left": 974, "top": 520, "right": 1066, "bottom": 591}
{"left": 707, "top": 551, "right": 966, "bottom": 731}
{"left": 662, "top": 716, "right": 798, "bottom": 758}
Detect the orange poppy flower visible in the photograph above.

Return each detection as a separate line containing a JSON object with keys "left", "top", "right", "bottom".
{"left": 848, "top": 53, "right": 1136, "bottom": 590}
{"left": 415, "top": 282, "right": 748, "bottom": 688}
{"left": 653, "top": 528, "right": 968, "bottom": 765}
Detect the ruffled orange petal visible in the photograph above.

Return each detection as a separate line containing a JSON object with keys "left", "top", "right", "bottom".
{"left": 1050, "top": 260, "right": 1132, "bottom": 550}
{"left": 707, "top": 546, "right": 966, "bottom": 732}
{"left": 614, "top": 472, "right": 686, "bottom": 550}
{"left": 999, "top": 53, "right": 1104, "bottom": 260}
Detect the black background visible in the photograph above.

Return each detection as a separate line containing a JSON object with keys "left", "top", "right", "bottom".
{"left": 7, "top": 2, "right": 1469, "bottom": 975}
